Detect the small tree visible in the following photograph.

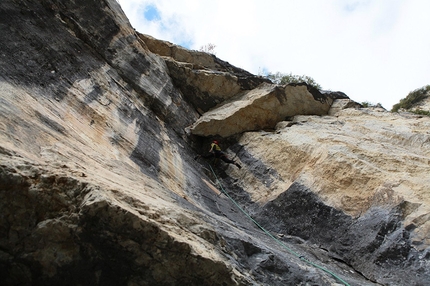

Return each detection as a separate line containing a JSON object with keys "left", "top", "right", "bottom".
{"left": 361, "top": 101, "right": 371, "bottom": 108}
{"left": 199, "top": 43, "right": 216, "bottom": 55}
{"left": 266, "top": 72, "right": 322, "bottom": 90}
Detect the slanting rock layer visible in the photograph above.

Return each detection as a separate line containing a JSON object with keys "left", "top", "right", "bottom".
{"left": 0, "top": 0, "right": 429, "bottom": 286}
{"left": 139, "top": 33, "right": 271, "bottom": 113}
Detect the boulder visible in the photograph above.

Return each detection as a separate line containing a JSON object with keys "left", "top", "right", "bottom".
{"left": 328, "top": 98, "right": 362, "bottom": 115}
{"left": 190, "top": 83, "right": 334, "bottom": 137}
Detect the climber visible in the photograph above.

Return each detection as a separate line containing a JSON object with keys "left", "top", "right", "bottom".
{"left": 196, "top": 140, "right": 241, "bottom": 169}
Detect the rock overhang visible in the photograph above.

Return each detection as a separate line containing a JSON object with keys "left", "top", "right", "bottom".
{"left": 189, "top": 83, "right": 335, "bottom": 137}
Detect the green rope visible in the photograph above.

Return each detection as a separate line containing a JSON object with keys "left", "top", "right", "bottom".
{"left": 208, "top": 165, "right": 351, "bottom": 286}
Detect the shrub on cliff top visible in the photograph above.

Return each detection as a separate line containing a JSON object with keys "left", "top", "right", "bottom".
{"left": 392, "top": 85, "right": 430, "bottom": 112}
{"left": 199, "top": 43, "right": 217, "bottom": 55}
{"left": 266, "top": 72, "right": 322, "bottom": 90}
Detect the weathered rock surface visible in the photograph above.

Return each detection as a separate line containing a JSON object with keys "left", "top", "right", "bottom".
{"left": 328, "top": 98, "right": 362, "bottom": 115}
{"left": 190, "top": 83, "right": 339, "bottom": 137}
{"left": 139, "top": 33, "right": 271, "bottom": 113}
{"left": 0, "top": 0, "right": 429, "bottom": 286}
{"left": 226, "top": 108, "right": 430, "bottom": 284}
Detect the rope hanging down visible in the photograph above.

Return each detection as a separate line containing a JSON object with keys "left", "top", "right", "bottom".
{"left": 208, "top": 165, "right": 351, "bottom": 286}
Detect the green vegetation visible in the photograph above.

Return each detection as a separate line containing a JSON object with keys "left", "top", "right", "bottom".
{"left": 266, "top": 72, "right": 322, "bottom": 90}
{"left": 410, "top": 109, "right": 430, "bottom": 117}
{"left": 391, "top": 85, "right": 430, "bottom": 112}
{"left": 361, "top": 101, "right": 383, "bottom": 108}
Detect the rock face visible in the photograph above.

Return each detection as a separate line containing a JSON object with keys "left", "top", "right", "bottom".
{"left": 1, "top": 0, "right": 429, "bottom": 286}
{"left": 230, "top": 109, "right": 430, "bottom": 284}
{"left": 140, "top": 33, "right": 271, "bottom": 113}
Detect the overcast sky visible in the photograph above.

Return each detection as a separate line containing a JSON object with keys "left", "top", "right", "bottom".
{"left": 117, "top": 0, "right": 430, "bottom": 110}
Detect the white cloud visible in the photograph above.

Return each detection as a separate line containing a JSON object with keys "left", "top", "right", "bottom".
{"left": 118, "top": 0, "right": 430, "bottom": 109}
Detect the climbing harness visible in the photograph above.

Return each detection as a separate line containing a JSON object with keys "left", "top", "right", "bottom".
{"left": 212, "top": 157, "right": 219, "bottom": 165}
{"left": 208, "top": 165, "right": 351, "bottom": 286}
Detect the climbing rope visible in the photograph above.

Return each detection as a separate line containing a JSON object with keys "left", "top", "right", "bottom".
{"left": 208, "top": 165, "right": 351, "bottom": 286}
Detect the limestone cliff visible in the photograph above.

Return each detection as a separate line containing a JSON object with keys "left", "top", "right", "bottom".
{"left": 0, "top": 1, "right": 429, "bottom": 286}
